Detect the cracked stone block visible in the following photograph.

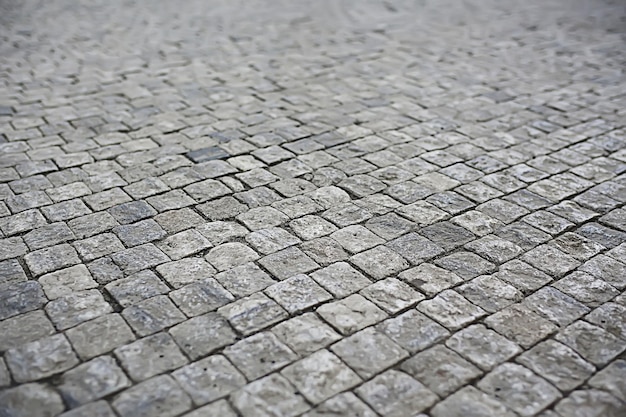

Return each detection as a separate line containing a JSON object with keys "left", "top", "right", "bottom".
{"left": 196, "top": 221, "right": 248, "bottom": 246}
{"left": 556, "top": 272, "right": 620, "bottom": 308}
{"left": 478, "top": 198, "right": 529, "bottom": 224}
{"left": 88, "top": 257, "right": 123, "bottom": 285}
{"left": 496, "top": 259, "right": 552, "bottom": 293}
{"left": 108, "top": 200, "right": 157, "bottom": 224}
{"left": 196, "top": 196, "right": 246, "bottom": 220}
{"left": 523, "top": 286, "right": 590, "bottom": 326}
{"left": 331, "top": 327, "right": 408, "bottom": 379}
{"left": 323, "top": 202, "right": 373, "bottom": 227}
{"left": 419, "top": 221, "right": 476, "bottom": 251}
{"left": 58, "top": 355, "right": 131, "bottom": 407}
{"left": 457, "top": 275, "right": 523, "bottom": 313}
{"left": 271, "top": 312, "right": 341, "bottom": 356}
{"left": 58, "top": 401, "right": 117, "bottom": 417}
{"left": 74, "top": 233, "right": 125, "bottom": 261}
{"left": 402, "top": 345, "right": 482, "bottom": 397}
{"left": 447, "top": 324, "right": 521, "bottom": 371}
{"left": 554, "top": 389, "right": 625, "bottom": 417}
{"left": 112, "top": 375, "right": 192, "bottom": 417}
{"left": 309, "top": 262, "right": 370, "bottom": 298}
{"left": 0, "top": 310, "right": 55, "bottom": 352}
{"left": 477, "top": 363, "right": 561, "bottom": 417}
{"left": 114, "top": 219, "right": 166, "bottom": 247}
{"left": 46, "top": 289, "right": 113, "bottom": 330}
{"left": 5, "top": 334, "right": 79, "bottom": 382}
{"left": 215, "top": 262, "right": 276, "bottom": 297}
{"left": 265, "top": 274, "right": 332, "bottom": 313}
{"left": 317, "top": 294, "right": 386, "bottom": 335}
{"left": 156, "top": 258, "right": 216, "bottom": 289}
{"left": 68, "top": 212, "right": 118, "bottom": 239}
{"left": 38, "top": 265, "right": 98, "bottom": 300}
{"left": 0, "top": 239, "right": 28, "bottom": 265}
{"left": 0, "top": 383, "right": 65, "bottom": 417}
{"left": 452, "top": 210, "right": 503, "bottom": 237}
{"left": 0, "top": 281, "right": 47, "bottom": 321}
{"left": 0, "top": 209, "right": 48, "bottom": 237}
{"left": 114, "top": 332, "right": 188, "bottom": 381}
{"left": 579, "top": 254, "right": 626, "bottom": 290}
{"left": 360, "top": 277, "right": 424, "bottom": 314}
{"left": 427, "top": 191, "right": 475, "bottom": 215}
{"left": 154, "top": 207, "right": 204, "bottom": 233}
{"left": 122, "top": 295, "right": 186, "bottom": 336}
{"left": 585, "top": 303, "right": 626, "bottom": 340}
{"left": 237, "top": 206, "right": 288, "bottom": 230}
{"left": 396, "top": 201, "right": 448, "bottom": 226}
{"left": 231, "top": 373, "right": 309, "bottom": 417}
{"left": 303, "top": 392, "right": 377, "bottom": 417}
{"left": 218, "top": 293, "right": 288, "bottom": 335}
{"left": 377, "top": 308, "right": 449, "bottom": 353}
{"left": 245, "top": 227, "right": 301, "bottom": 255}
{"left": 301, "top": 237, "right": 350, "bottom": 265}
{"left": 551, "top": 232, "right": 604, "bottom": 261}
{"left": 259, "top": 246, "right": 320, "bottom": 280}
{"left": 356, "top": 370, "right": 437, "bottom": 417}
{"left": 465, "top": 234, "right": 523, "bottom": 265}
{"left": 206, "top": 242, "right": 259, "bottom": 271}
{"left": 169, "top": 313, "right": 236, "bottom": 360}
{"left": 105, "top": 270, "right": 169, "bottom": 307}
{"left": 485, "top": 304, "right": 558, "bottom": 348}
{"left": 157, "top": 229, "right": 212, "bottom": 260}
{"left": 182, "top": 400, "right": 238, "bottom": 417}
{"left": 0, "top": 259, "right": 27, "bottom": 288}
{"left": 399, "top": 263, "right": 464, "bottom": 296}
{"left": 24, "top": 243, "right": 81, "bottom": 276}
{"left": 66, "top": 314, "right": 136, "bottom": 360}
{"left": 588, "top": 360, "right": 626, "bottom": 402}
{"left": 548, "top": 200, "right": 598, "bottom": 224}
{"left": 111, "top": 243, "right": 170, "bottom": 274}
{"left": 521, "top": 244, "right": 581, "bottom": 278}
{"left": 386, "top": 232, "right": 444, "bottom": 265}
{"left": 516, "top": 340, "right": 595, "bottom": 391}
{"left": 172, "top": 355, "right": 246, "bottom": 405}
{"left": 184, "top": 179, "right": 231, "bottom": 203}
{"left": 169, "top": 278, "right": 234, "bottom": 316}
{"left": 435, "top": 251, "right": 496, "bottom": 280}
{"left": 556, "top": 321, "right": 626, "bottom": 366}
{"left": 418, "top": 290, "right": 486, "bottom": 330}
{"left": 24, "top": 223, "right": 76, "bottom": 250}
{"left": 282, "top": 349, "right": 361, "bottom": 404}
{"left": 290, "top": 215, "right": 338, "bottom": 240}
{"left": 364, "top": 213, "right": 414, "bottom": 240}
{"left": 350, "top": 245, "right": 410, "bottom": 280}
{"left": 225, "top": 332, "right": 298, "bottom": 379}
{"left": 330, "top": 225, "right": 385, "bottom": 254}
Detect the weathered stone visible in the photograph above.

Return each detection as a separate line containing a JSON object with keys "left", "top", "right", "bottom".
{"left": 282, "top": 349, "right": 361, "bottom": 404}
{"left": 58, "top": 356, "right": 131, "bottom": 407}
{"left": 5, "top": 334, "right": 79, "bottom": 382}
{"left": 114, "top": 332, "right": 188, "bottom": 381}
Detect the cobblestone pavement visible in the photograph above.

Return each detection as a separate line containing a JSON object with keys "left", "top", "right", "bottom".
{"left": 1, "top": 0, "right": 626, "bottom": 415}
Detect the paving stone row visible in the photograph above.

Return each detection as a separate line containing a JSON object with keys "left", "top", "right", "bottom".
{"left": 1, "top": 0, "right": 625, "bottom": 416}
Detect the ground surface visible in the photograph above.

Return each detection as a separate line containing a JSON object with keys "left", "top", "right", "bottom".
{"left": 1, "top": 0, "right": 626, "bottom": 416}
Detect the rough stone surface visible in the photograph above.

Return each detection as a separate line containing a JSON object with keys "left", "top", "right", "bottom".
{"left": 2, "top": 0, "right": 626, "bottom": 415}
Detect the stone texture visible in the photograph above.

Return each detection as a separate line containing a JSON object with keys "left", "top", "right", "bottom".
{"left": 477, "top": 363, "right": 562, "bottom": 416}
{"left": 281, "top": 349, "right": 361, "bottom": 404}
{"left": 5, "top": 334, "right": 79, "bottom": 382}
{"left": 112, "top": 375, "right": 192, "bottom": 417}
{"left": 58, "top": 355, "right": 131, "bottom": 407}
{"left": 3, "top": 2, "right": 626, "bottom": 415}
{"left": 172, "top": 355, "right": 246, "bottom": 405}
{"left": 114, "top": 333, "right": 188, "bottom": 381}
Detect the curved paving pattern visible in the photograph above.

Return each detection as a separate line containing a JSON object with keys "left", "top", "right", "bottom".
{"left": 1, "top": 0, "right": 626, "bottom": 416}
